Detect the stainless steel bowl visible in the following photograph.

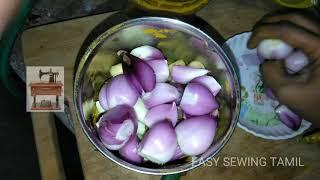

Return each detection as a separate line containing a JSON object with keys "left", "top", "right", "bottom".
{"left": 74, "top": 17, "right": 241, "bottom": 175}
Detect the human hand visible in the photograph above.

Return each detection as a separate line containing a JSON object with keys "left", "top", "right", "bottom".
{"left": 0, "top": 0, "right": 20, "bottom": 38}
{"left": 248, "top": 11, "right": 320, "bottom": 127}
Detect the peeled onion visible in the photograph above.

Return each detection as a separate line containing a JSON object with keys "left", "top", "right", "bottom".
{"left": 275, "top": 105, "right": 302, "bottom": 130}
{"left": 119, "top": 136, "right": 142, "bottom": 164}
{"left": 257, "top": 39, "right": 293, "bottom": 60}
{"left": 171, "top": 66, "right": 209, "bottom": 84}
{"left": 146, "top": 59, "right": 169, "bottom": 82}
{"left": 144, "top": 102, "right": 178, "bottom": 127}
{"left": 180, "top": 83, "right": 219, "bottom": 116}
{"left": 285, "top": 50, "right": 309, "bottom": 74}
{"left": 142, "top": 83, "right": 180, "bottom": 108}
{"left": 191, "top": 75, "right": 221, "bottom": 96}
{"left": 98, "top": 105, "right": 137, "bottom": 150}
{"left": 175, "top": 115, "right": 217, "bottom": 156}
{"left": 130, "top": 45, "right": 164, "bottom": 61}
{"left": 138, "top": 121, "right": 177, "bottom": 164}
{"left": 104, "top": 75, "right": 139, "bottom": 109}
{"left": 98, "top": 84, "right": 109, "bottom": 110}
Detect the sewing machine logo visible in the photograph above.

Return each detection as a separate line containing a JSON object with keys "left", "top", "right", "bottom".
{"left": 26, "top": 66, "right": 64, "bottom": 112}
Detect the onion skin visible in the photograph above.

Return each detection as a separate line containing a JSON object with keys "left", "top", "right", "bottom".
{"left": 121, "top": 52, "right": 156, "bottom": 93}
{"left": 191, "top": 75, "right": 221, "bottom": 96}
{"left": 146, "top": 59, "right": 169, "bottom": 82}
{"left": 171, "top": 65, "right": 209, "bottom": 84}
{"left": 142, "top": 83, "right": 180, "bottom": 108}
{"left": 119, "top": 136, "right": 143, "bottom": 164}
{"left": 144, "top": 102, "right": 178, "bottom": 127}
{"left": 285, "top": 50, "right": 309, "bottom": 74}
{"left": 98, "top": 105, "right": 138, "bottom": 150}
{"left": 275, "top": 105, "right": 302, "bottom": 130}
{"left": 257, "top": 39, "right": 293, "bottom": 60}
{"left": 105, "top": 75, "right": 139, "bottom": 109}
{"left": 130, "top": 45, "right": 164, "bottom": 61}
{"left": 175, "top": 115, "right": 217, "bottom": 156}
{"left": 138, "top": 121, "right": 177, "bottom": 164}
{"left": 180, "top": 83, "right": 219, "bottom": 116}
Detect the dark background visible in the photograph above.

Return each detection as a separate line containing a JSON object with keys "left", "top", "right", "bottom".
{"left": 0, "top": 0, "right": 127, "bottom": 179}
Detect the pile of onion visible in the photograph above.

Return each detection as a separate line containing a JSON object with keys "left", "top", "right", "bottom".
{"left": 257, "top": 39, "right": 309, "bottom": 130}
{"left": 96, "top": 45, "right": 220, "bottom": 165}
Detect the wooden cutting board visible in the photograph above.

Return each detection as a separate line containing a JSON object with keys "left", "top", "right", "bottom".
{"left": 22, "top": 0, "right": 320, "bottom": 179}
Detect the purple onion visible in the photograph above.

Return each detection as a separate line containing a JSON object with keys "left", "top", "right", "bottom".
{"left": 130, "top": 45, "right": 164, "bottom": 61}
{"left": 171, "top": 66, "right": 209, "bottom": 84}
{"left": 144, "top": 102, "right": 178, "bottom": 127}
{"left": 175, "top": 115, "right": 217, "bottom": 156}
{"left": 265, "top": 88, "right": 276, "bottom": 100}
{"left": 191, "top": 75, "right": 221, "bottom": 96}
{"left": 257, "top": 39, "right": 293, "bottom": 60}
{"left": 138, "top": 121, "right": 177, "bottom": 164}
{"left": 170, "top": 146, "right": 185, "bottom": 161}
{"left": 146, "top": 59, "right": 169, "bottom": 82}
{"left": 98, "top": 83, "right": 109, "bottom": 110}
{"left": 120, "top": 51, "right": 156, "bottom": 93}
{"left": 275, "top": 105, "right": 302, "bottom": 130}
{"left": 119, "top": 136, "right": 142, "bottom": 164}
{"left": 142, "top": 83, "right": 180, "bottom": 108}
{"left": 98, "top": 105, "right": 138, "bottom": 150}
{"left": 104, "top": 74, "right": 139, "bottom": 109}
{"left": 180, "top": 83, "right": 219, "bottom": 116}
{"left": 285, "top": 50, "right": 309, "bottom": 74}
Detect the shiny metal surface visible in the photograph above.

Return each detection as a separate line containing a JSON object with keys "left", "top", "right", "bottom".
{"left": 73, "top": 17, "right": 241, "bottom": 175}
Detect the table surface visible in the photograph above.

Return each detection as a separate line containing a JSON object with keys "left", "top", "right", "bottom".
{"left": 29, "top": 82, "right": 63, "bottom": 86}
{"left": 22, "top": 0, "right": 320, "bottom": 179}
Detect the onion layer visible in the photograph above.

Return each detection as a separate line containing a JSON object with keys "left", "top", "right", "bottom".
{"left": 98, "top": 105, "right": 138, "bottom": 150}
